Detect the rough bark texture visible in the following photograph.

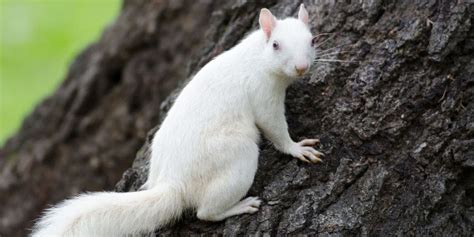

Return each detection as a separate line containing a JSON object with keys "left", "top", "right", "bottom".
{"left": 1, "top": 0, "right": 473, "bottom": 236}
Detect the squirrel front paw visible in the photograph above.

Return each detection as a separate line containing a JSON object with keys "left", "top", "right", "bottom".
{"left": 288, "top": 139, "right": 324, "bottom": 163}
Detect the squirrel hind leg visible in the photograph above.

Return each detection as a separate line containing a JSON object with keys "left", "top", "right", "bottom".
{"left": 196, "top": 139, "right": 260, "bottom": 221}
{"left": 197, "top": 196, "right": 262, "bottom": 221}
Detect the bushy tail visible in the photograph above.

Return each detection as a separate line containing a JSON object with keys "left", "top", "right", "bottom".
{"left": 31, "top": 184, "right": 183, "bottom": 237}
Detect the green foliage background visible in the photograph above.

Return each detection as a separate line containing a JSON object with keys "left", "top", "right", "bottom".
{"left": 0, "top": 0, "right": 120, "bottom": 145}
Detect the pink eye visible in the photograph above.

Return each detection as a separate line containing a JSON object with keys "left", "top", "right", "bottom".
{"left": 272, "top": 41, "right": 280, "bottom": 50}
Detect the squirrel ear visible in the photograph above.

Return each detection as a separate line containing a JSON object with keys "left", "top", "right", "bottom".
{"left": 259, "top": 8, "right": 276, "bottom": 40}
{"left": 298, "top": 4, "right": 309, "bottom": 26}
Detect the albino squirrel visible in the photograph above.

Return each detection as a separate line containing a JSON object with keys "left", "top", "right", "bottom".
{"left": 32, "top": 4, "right": 323, "bottom": 236}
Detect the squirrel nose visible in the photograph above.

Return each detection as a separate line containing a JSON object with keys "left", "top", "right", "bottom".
{"left": 295, "top": 64, "right": 308, "bottom": 75}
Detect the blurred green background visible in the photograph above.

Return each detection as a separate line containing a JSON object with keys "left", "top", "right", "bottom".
{"left": 0, "top": 0, "right": 120, "bottom": 146}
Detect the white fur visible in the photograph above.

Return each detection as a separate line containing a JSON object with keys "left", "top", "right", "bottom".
{"left": 32, "top": 5, "right": 323, "bottom": 236}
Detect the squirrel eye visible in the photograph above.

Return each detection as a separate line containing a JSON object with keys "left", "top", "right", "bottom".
{"left": 272, "top": 41, "right": 280, "bottom": 50}
{"left": 311, "top": 37, "right": 317, "bottom": 47}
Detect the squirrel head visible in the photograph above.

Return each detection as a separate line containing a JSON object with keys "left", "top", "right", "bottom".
{"left": 259, "top": 4, "right": 315, "bottom": 79}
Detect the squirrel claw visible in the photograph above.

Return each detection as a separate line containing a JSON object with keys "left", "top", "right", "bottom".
{"left": 298, "top": 138, "right": 320, "bottom": 146}
{"left": 290, "top": 138, "right": 324, "bottom": 164}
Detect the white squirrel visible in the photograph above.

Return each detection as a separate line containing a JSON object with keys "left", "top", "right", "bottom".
{"left": 32, "top": 4, "right": 323, "bottom": 237}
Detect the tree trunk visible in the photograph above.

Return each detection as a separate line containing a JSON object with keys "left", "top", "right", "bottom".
{"left": 1, "top": 0, "right": 473, "bottom": 236}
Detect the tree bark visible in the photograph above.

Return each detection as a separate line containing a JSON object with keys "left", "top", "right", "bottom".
{"left": 1, "top": 0, "right": 473, "bottom": 236}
